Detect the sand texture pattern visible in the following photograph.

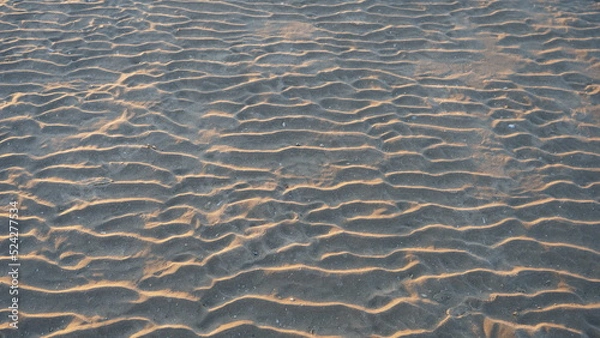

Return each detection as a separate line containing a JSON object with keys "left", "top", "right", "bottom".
{"left": 1, "top": 0, "right": 600, "bottom": 337}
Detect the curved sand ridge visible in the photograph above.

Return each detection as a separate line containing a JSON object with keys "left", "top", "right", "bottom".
{"left": 1, "top": 0, "right": 599, "bottom": 337}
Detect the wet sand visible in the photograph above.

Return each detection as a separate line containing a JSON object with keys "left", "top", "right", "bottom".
{"left": 1, "top": 0, "right": 599, "bottom": 337}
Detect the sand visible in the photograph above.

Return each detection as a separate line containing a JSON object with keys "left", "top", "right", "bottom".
{"left": 1, "top": 0, "right": 599, "bottom": 337}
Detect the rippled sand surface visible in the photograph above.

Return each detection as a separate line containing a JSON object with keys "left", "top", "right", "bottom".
{"left": 1, "top": 0, "right": 599, "bottom": 337}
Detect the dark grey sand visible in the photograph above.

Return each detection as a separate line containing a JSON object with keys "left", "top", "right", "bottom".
{"left": 1, "top": 0, "right": 599, "bottom": 337}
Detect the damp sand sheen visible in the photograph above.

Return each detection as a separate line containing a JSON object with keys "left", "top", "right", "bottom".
{"left": 0, "top": 0, "right": 599, "bottom": 337}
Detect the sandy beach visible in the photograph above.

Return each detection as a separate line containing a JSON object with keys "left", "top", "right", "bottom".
{"left": 1, "top": 0, "right": 599, "bottom": 337}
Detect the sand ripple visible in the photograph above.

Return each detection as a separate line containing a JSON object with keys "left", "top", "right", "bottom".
{"left": 1, "top": 0, "right": 599, "bottom": 337}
